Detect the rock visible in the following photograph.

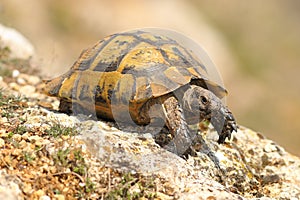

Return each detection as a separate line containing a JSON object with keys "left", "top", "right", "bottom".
{"left": 0, "top": 170, "right": 22, "bottom": 200}
{"left": 17, "top": 77, "right": 26, "bottom": 85}
{"left": 0, "top": 77, "right": 8, "bottom": 89}
{"left": 0, "top": 138, "right": 4, "bottom": 148}
{"left": 8, "top": 82, "right": 20, "bottom": 91}
{"left": 19, "top": 85, "right": 36, "bottom": 95}
{"left": 0, "top": 24, "right": 35, "bottom": 59}
{"left": 19, "top": 74, "right": 41, "bottom": 85}
{"left": 11, "top": 134, "right": 22, "bottom": 142}
{"left": 39, "top": 195, "right": 51, "bottom": 200}
{"left": 54, "top": 194, "right": 65, "bottom": 200}
{"left": 12, "top": 70, "right": 20, "bottom": 78}
{"left": 28, "top": 135, "right": 44, "bottom": 146}
{"left": 78, "top": 121, "right": 300, "bottom": 199}
{"left": 0, "top": 186, "right": 19, "bottom": 200}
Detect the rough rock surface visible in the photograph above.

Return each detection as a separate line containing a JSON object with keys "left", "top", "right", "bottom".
{"left": 0, "top": 29, "right": 300, "bottom": 200}
{"left": 76, "top": 120, "right": 300, "bottom": 200}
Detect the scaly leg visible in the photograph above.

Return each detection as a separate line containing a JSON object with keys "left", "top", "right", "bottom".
{"left": 162, "top": 96, "right": 197, "bottom": 156}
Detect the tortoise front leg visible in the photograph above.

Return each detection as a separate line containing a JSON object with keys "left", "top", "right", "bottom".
{"left": 162, "top": 96, "right": 197, "bottom": 156}
{"left": 163, "top": 97, "right": 223, "bottom": 170}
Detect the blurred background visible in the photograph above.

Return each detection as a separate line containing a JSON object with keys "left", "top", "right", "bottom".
{"left": 1, "top": 0, "right": 299, "bottom": 156}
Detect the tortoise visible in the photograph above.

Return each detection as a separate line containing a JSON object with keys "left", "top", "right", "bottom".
{"left": 44, "top": 29, "right": 237, "bottom": 155}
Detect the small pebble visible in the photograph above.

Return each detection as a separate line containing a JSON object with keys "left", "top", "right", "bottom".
{"left": 0, "top": 138, "right": 5, "bottom": 148}
{"left": 27, "top": 75, "right": 41, "bottom": 85}
{"left": 20, "top": 85, "right": 36, "bottom": 95}
{"left": 12, "top": 134, "right": 22, "bottom": 142}
{"left": 12, "top": 69, "right": 20, "bottom": 78}
{"left": 264, "top": 142, "right": 278, "bottom": 153}
{"left": 11, "top": 149, "right": 22, "bottom": 156}
{"left": 1, "top": 117, "right": 8, "bottom": 123}
{"left": 17, "top": 77, "right": 26, "bottom": 85}
{"left": 19, "top": 140, "right": 28, "bottom": 149}
{"left": 215, "top": 151, "right": 226, "bottom": 163}
{"left": 0, "top": 130, "right": 8, "bottom": 137}
{"left": 28, "top": 135, "right": 43, "bottom": 146}
{"left": 8, "top": 82, "right": 20, "bottom": 91}
{"left": 39, "top": 195, "right": 51, "bottom": 200}
{"left": 0, "top": 78, "right": 8, "bottom": 89}
{"left": 21, "top": 132, "right": 30, "bottom": 140}
{"left": 34, "top": 189, "right": 45, "bottom": 197}
{"left": 54, "top": 194, "right": 65, "bottom": 200}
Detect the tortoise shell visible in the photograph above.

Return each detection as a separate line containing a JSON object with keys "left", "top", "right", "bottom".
{"left": 44, "top": 29, "right": 227, "bottom": 124}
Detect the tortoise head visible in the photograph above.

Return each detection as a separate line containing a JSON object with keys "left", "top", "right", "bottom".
{"left": 182, "top": 85, "right": 237, "bottom": 143}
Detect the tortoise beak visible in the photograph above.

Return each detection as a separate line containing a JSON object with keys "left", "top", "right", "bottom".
{"left": 210, "top": 106, "right": 237, "bottom": 143}
{"left": 217, "top": 110, "right": 237, "bottom": 143}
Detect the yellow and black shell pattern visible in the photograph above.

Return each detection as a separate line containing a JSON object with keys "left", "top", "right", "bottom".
{"left": 44, "top": 29, "right": 227, "bottom": 124}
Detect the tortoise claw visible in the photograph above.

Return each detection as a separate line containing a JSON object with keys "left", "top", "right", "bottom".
{"left": 217, "top": 111, "right": 237, "bottom": 144}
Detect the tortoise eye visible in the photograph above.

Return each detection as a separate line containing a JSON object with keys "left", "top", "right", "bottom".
{"left": 200, "top": 96, "right": 209, "bottom": 105}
